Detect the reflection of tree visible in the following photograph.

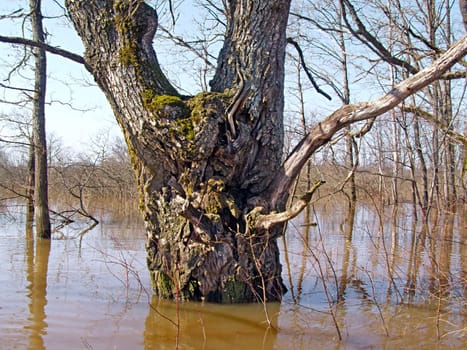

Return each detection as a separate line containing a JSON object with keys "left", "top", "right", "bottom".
{"left": 144, "top": 296, "right": 278, "bottom": 350}
{"left": 405, "top": 209, "right": 458, "bottom": 300}
{"left": 435, "top": 210, "right": 455, "bottom": 297}
{"left": 296, "top": 205, "right": 312, "bottom": 302}
{"left": 25, "top": 238, "right": 50, "bottom": 350}
{"left": 281, "top": 225, "right": 297, "bottom": 303}
{"left": 428, "top": 213, "right": 441, "bottom": 294}
{"left": 337, "top": 199, "right": 356, "bottom": 302}
{"left": 461, "top": 206, "right": 467, "bottom": 301}
{"left": 386, "top": 205, "right": 401, "bottom": 301}
{"left": 405, "top": 218, "right": 428, "bottom": 301}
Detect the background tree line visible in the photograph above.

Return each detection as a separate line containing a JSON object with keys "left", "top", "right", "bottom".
{"left": 0, "top": 131, "right": 137, "bottom": 225}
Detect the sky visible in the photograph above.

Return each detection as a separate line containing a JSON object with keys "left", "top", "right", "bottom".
{"left": 1, "top": 0, "right": 465, "bottom": 158}
{"left": 0, "top": 0, "right": 209, "bottom": 156}
{"left": 0, "top": 1, "right": 111, "bottom": 153}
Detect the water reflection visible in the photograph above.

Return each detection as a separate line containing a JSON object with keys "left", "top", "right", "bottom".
{"left": 462, "top": 206, "right": 467, "bottom": 300}
{"left": 296, "top": 205, "right": 313, "bottom": 302}
{"left": 1, "top": 202, "right": 465, "bottom": 349}
{"left": 436, "top": 210, "right": 455, "bottom": 296}
{"left": 144, "top": 297, "right": 279, "bottom": 349}
{"left": 337, "top": 199, "right": 356, "bottom": 302}
{"left": 25, "top": 238, "right": 50, "bottom": 350}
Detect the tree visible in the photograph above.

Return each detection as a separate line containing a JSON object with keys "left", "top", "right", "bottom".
{"left": 59, "top": 0, "right": 467, "bottom": 302}
{"left": 462, "top": 0, "right": 467, "bottom": 30}
{"left": 30, "top": 0, "right": 51, "bottom": 239}
{"left": 65, "top": 0, "right": 291, "bottom": 302}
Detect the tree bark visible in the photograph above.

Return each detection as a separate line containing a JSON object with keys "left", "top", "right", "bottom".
{"left": 26, "top": 137, "right": 35, "bottom": 233}
{"left": 30, "top": 0, "right": 51, "bottom": 239}
{"left": 65, "top": 0, "right": 290, "bottom": 302}
{"left": 64, "top": 0, "right": 466, "bottom": 302}
{"left": 461, "top": 0, "right": 467, "bottom": 31}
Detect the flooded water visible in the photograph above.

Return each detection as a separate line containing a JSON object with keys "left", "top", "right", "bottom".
{"left": 0, "top": 202, "right": 465, "bottom": 349}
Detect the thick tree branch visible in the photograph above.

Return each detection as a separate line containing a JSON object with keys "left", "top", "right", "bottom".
{"left": 0, "top": 35, "right": 85, "bottom": 66}
{"left": 254, "top": 180, "right": 324, "bottom": 231}
{"left": 267, "top": 34, "right": 467, "bottom": 206}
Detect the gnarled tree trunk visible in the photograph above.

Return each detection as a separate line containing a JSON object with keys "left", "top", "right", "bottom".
{"left": 65, "top": 0, "right": 467, "bottom": 303}
{"left": 66, "top": 0, "right": 290, "bottom": 302}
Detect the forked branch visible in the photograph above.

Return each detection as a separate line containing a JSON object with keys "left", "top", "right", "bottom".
{"left": 287, "top": 38, "right": 332, "bottom": 100}
{"left": 254, "top": 180, "right": 325, "bottom": 230}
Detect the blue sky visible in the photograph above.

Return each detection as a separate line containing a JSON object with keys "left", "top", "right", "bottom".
{"left": 1, "top": 0, "right": 465, "bottom": 158}
{"left": 0, "top": 0, "right": 210, "bottom": 155}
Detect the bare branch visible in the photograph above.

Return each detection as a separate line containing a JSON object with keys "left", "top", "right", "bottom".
{"left": 339, "top": 0, "right": 418, "bottom": 75}
{"left": 0, "top": 82, "right": 35, "bottom": 93}
{"left": 402, "top": 105, "right": 467, "bottom": 147}
{"left": 441, "top": 70, "right": 467, "bottom": 79}
{"left": 0, "top": 182, "right": 28, "bottom": 200}
{"left": 267, "top": 34, "right": 467, "bottom": 206}
{"left": 0, "top": 8, "right": 26, "bottom": 20}
{"left": 347, "top": 118, "right": 375, "bottom": 138}
{"left": 290, "top": 11, "right": 347, "bottom": 35}
{"left": 168, "top": 0, "right": 176, "bottom": 25}
{"left": 158, "top": 24, "right": 215, "bottom": 68}
{"left": 287, "top": 38, "right": 332, "bottom": 100}
{"left": 0, "top": 137, "right": 31, "bottom": 147}
{"left": 199, "top": 0, "right": 227, "bottom": 27}
{"left": 0, "top": 35, "right": 85, "bottom": 65}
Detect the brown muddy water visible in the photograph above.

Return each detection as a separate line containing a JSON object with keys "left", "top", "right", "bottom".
{"left": 1, "top": 202, "right": 465, "bottom": 349}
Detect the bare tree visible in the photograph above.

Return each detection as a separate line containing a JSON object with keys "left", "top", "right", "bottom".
{"left": 30, "top": 0, "right": 51, "bottom": 239}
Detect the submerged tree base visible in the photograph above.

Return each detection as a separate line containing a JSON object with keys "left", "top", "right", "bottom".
{"left": 144, "top": 186, "right": 286, "bottom": 303}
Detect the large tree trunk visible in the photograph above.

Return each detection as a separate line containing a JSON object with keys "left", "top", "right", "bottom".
{"left": 65, "top": 0, "right": 467, "bottom": 303}
{"left": 66, "top": 0, "right": 290, "bottom": 302}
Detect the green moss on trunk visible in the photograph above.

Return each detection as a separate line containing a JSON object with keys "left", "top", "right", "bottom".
{"left": 153, "top": 271, "right": 174, "bottom": 298}
{"left": 222, "top": 277, "right": 249, "bottom": 303}
{"left": 141, "top": 91, "right": 187, "bottom": 114}
{"left": 118, "top": 42, "right": 139, "bottom": 67}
